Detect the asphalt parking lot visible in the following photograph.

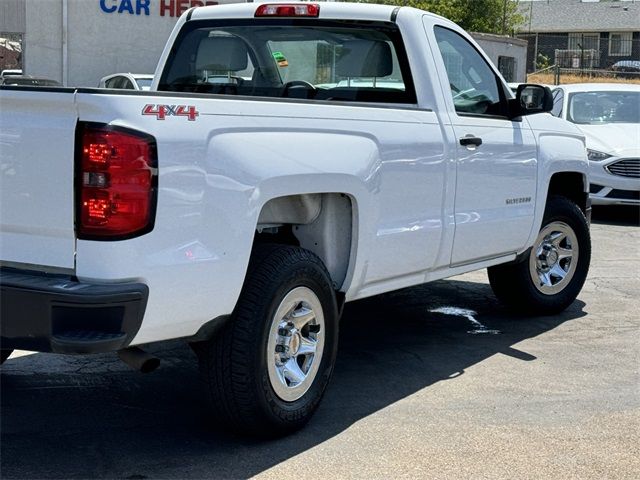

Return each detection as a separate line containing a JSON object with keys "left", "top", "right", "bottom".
{"left": 1, "top": 206, "right": 638, "bottom": 480}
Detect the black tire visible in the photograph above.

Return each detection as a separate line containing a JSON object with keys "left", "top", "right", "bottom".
{"left": 1, "top": 349, "right": 13, "bottom": 364}
{"left": 198, "top": 244, "right": 339, "bottom": 437}
{"left": 488, "top": 196, "right": 591, "bottom": 315}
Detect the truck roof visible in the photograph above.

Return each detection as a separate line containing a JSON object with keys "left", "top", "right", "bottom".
{"left": 189, "top": 1, "right": 447, "bottom": 25}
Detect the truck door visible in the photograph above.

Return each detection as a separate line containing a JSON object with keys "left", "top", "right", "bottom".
{"left": 429, "top": 25, "right": 538, "bottom": 266}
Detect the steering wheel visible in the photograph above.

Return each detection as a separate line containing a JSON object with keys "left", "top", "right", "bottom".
{"left": 282, "top": 80, "right": 317, "bottom": 98}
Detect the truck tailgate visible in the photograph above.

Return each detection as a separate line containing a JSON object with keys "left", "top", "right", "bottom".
{"left": 0, "top": 89, "right": 78, "bottom": 270}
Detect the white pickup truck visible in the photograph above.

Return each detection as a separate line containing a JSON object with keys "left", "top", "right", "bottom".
{"left": 0, "top": 2, "right": 591, "bottom": 436}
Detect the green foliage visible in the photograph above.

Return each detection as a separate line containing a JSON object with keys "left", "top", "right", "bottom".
{"left": 536, "top": 53, "right": 551, "bottom": 70}
{"left": 360, "top": 0, "right": 527, "bottom": 35}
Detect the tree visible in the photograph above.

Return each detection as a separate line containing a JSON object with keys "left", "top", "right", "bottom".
{"left": 360, "top": 0, "right": 527, "bottom": 35}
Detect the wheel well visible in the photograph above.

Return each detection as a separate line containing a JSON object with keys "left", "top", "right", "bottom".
{"left": 547, "top": 172, "right": 588, "bottom": 213}
{"left": 254, "top": 193, "right": 354, "bottom": 291}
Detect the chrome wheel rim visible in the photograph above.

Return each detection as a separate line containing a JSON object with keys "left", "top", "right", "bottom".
{"left": 266, "top": 287, "right": 325, "bottom": 402}
{"left": 529, "top": 221, "right": 579, "bottom": 295}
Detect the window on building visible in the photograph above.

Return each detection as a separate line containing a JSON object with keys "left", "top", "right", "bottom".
{"left": 498, "top": 56, "right": 516, "bottom": 82}
{"left": 609, "top": 32, "right": 633, "bottom": 57}
{"left": 568, "top": 33, "right": 600, "bottom": 53}
{"left": 566, "top": 33, "right": 601, "bottom": 68}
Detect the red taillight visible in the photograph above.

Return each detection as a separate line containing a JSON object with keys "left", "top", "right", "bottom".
{"left": 255, "top": 3, "right": 320, "bottom": 17}
{"left": 77, "top": 124, "right": 157, "bottom": 240}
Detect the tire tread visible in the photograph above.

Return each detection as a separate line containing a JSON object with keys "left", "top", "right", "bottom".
{"left": 199, "top": 244, "right": 337, "bottom": 437}
{"left": 488, "top": 195, "right": 591, "bottom": 315}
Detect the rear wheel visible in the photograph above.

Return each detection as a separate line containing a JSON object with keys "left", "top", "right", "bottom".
{"left": 198, "top": 244, "right": 339, "bottom": 437}
{"left": 488, "top": 196, "right": 590, "bottom": 315}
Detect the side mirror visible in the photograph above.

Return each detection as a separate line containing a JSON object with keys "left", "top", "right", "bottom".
{"left": 509, "top": 84, "right": 553, "bottom": 119}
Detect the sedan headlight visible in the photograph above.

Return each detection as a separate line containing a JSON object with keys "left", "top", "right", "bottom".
{"left": 587, "top": 149, "right": 612, "bottom": 161}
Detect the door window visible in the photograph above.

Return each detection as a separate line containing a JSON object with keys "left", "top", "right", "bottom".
{"left": 434, "top": 26, "right": 505, "bottom": 116}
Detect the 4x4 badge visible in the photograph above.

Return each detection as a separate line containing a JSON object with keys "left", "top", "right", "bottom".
{"left": 142, "top": 104, "right": 199, "bottom": 121}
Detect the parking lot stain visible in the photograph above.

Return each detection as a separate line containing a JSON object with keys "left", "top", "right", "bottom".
{"left": 429, "top": 306, "right": 501, "bottom": 335}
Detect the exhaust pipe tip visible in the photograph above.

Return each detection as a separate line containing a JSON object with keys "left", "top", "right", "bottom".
{"left": 138, "top": 356, "right": 160, "bottom": 374}
{"left": 118, "top": 347, "right": 160, "bottom": 373}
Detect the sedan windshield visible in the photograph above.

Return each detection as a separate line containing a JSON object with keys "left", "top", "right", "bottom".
{"left": 568, "top": 91, "right": 640, "bottom": 124}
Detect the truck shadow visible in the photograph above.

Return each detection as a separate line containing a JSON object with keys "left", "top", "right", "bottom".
{"left": 0, "top": 278, "right": 586, "bottom": 479}
{"left": 591, "top": 205, "right": 639, "bottom": 227}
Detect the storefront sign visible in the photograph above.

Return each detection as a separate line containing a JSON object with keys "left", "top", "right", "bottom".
{"left": 99, "top": 0, "right": 221, "bottom": 18}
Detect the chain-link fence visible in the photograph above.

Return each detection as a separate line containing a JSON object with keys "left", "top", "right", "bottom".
{"left": 516, "top": 33, "right": 640, "bottom": 84}
{"left": 527, "top": 65, "right": 640, "bottom": 87}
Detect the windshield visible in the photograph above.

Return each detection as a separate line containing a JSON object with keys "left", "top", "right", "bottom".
{"left": 567, "top": 91, "right": 640, "bottom": 124}
{"left": 158, "top": 19, "right": 415, "bottom": 104}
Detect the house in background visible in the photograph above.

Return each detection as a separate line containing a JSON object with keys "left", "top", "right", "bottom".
{"left": 517, "top": 0, "right": 640, "bottom": 72}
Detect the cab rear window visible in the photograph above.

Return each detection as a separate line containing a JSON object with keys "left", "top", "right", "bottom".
{"left": 158, "top": 19, "right": 416, "bottom": 105}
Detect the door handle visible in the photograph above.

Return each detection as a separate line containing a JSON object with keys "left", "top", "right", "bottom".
{"left": 459, "top": 136, "right": 483, "bottom": 147}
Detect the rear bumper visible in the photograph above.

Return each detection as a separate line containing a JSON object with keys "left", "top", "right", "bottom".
{"left": 0, "top": 268, "right": 148, "bottom": 354}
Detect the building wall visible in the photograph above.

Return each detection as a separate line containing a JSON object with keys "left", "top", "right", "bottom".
{"left": 23, "top": 0, "right": 186, "bottom": 86}
{"left": 517, "top": 33, "right": 536, "bottom": 72}
{"left": 66, "top": 0, "right": 177, "bottom": 87}
{"left": 472, "top": 33, "right": 528, "bottom": 83}
{"left": 0, "top": 0, "right": 26, "bottom": 33}
{"left": 0, "top": 0, "right": 25, "bottom": 72}
{"left": 24, "top": 0, "right": 63, "bottom": 82}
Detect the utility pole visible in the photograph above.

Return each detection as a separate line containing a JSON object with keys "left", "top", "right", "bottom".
{"left": 502, "top": 0, "right": 508, "bottom": 35}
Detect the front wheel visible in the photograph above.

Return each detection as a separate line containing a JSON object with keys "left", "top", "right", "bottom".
{"left": 198, "top": 245, "right": 339, "bottom": 437}
{"left": 488, "top": 196, "right": 591, "bottom": 315}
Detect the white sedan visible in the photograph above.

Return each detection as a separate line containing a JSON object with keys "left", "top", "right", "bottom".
{"left": 99, "top": 73, "right": 154, "bottom": 91}
{"left": 550, "top": 83, "right": 639, "bottom": 206}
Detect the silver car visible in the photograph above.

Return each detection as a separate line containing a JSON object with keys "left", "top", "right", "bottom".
{"left": 550, "top": 83, "right": 640, "bottom": 206}
{"left": 99, "top": 73, "right": 154, "bottom": 91}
